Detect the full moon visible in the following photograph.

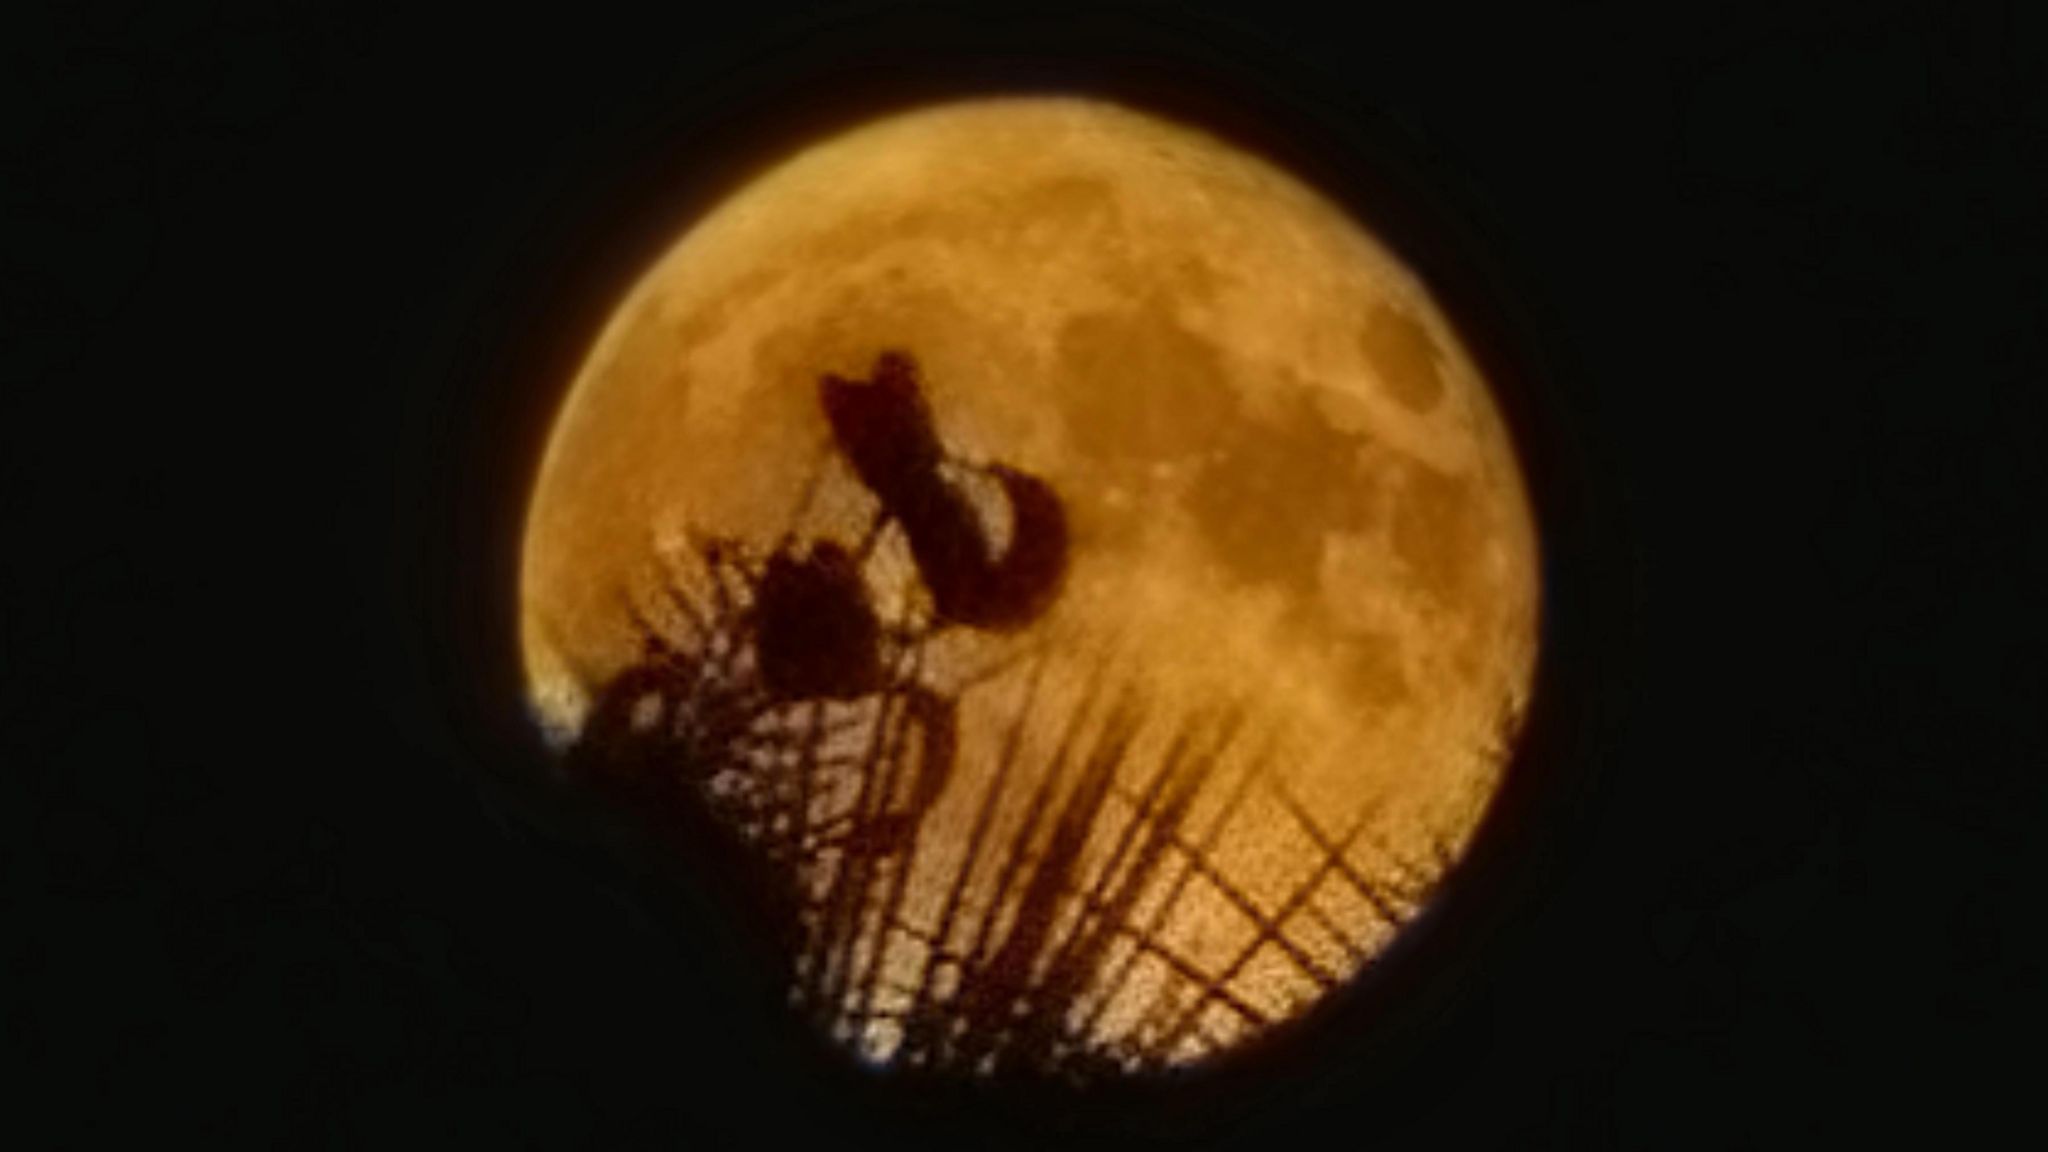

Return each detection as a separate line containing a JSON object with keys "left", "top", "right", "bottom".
{"left": 520, "top": 97, "right": 1540, "bottom": 1076}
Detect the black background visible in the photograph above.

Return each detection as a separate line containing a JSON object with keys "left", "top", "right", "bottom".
{"left": 9, "top": 0, "right": 2041, "bottom": 1145}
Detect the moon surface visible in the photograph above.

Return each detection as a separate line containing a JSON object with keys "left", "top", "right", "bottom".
{"left": 520, "top": 97, "right": 1540, "bottom": 1074}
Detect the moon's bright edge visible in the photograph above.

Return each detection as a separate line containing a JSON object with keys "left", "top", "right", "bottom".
{"left": 519, "top": 97, "right": 1540, "bottom": 1073}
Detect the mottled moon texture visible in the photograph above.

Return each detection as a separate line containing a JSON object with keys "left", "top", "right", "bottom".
{"left": 521, "top": 98, "right": 1540, "bottom": 1075}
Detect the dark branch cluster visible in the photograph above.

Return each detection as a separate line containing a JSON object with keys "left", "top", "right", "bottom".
{"left": 562, "top": 351, "right": 1444, "bottom": 1080}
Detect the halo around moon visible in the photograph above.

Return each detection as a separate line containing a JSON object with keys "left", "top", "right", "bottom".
{"left": 519, "top": 97, "right": 1540, "bottom": 1072}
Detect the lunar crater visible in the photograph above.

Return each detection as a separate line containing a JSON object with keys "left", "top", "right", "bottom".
{"left": 1054, "top": 304, "right": 1241, "bottom": 465}
{"left": 1357, "top": 301, "right": 1448, "bottom": 414}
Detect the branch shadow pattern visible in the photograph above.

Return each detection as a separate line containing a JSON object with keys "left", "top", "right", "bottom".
{"left": 558, "top": 352, "right": 1448, "bottom": 1081}
{"left": 564, "top": 525, "right": 1446, "bottom": 1081}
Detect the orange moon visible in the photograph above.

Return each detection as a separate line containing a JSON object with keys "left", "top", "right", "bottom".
{"left": 520, "top": 97, "right": 1540, "bottom": 1073}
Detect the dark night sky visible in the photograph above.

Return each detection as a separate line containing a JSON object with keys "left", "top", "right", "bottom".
{"left": 9, "top": 1, "right": 2041, "bottom": 1145}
